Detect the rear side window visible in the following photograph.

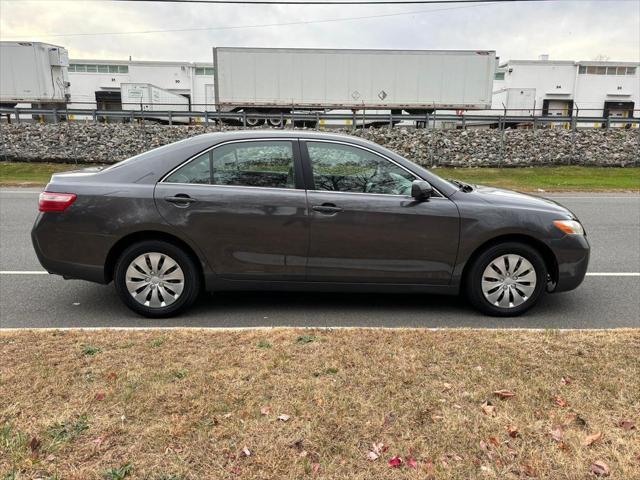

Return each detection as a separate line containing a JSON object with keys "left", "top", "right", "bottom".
{"left": 165, "top": 151, "right": 211, "bottom": 184}
{"left": 165, "top": 141, "right": 296, "bottom": 189}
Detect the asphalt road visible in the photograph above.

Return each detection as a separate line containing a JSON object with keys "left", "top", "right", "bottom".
{"left": 1, "top": 188, "right": 638, "bottom": 329}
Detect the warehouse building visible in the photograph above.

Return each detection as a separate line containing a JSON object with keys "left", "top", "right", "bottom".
{"left": 66, "top": 59, "right": 215, "bottom": 114}
{"left": 487, "top": 56, "right": 638, "bottom": 126}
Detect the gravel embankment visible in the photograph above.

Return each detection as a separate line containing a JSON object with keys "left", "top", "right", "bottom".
{"left": 1, "top": 123, "right": 638, "bottom": 167}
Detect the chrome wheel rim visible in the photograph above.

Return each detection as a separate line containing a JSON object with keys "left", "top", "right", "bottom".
{"left": 125, "top": 252, "right": 184, "bottom": 308}
{"left": 481, "top": 254, "right": 537, "bottom": 309}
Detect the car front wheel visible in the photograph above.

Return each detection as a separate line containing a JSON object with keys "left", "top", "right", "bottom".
{"left": 466, "top": 242, "right": 547, "bottom": 317}
{"left": 114, "top": 240, "right": 201, "bottom": 318}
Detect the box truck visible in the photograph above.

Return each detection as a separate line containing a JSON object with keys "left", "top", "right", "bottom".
{"left": 121, "top": 83, "right": 189, "bottom": 123}
{"left": 212, "top": 47, "right": 497, "bottom": 126}
{"left": 0, "top": 41, "right": 70, "bottom": 107}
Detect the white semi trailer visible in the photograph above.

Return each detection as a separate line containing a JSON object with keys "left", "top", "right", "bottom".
{"left": 0, "top": 41, "right": 70, "bottom": 108}
{"left": 212, "top": 47, "right": 497, "bottom": 126}
{"left": 121, "top": 83, "right": 189, "bottom": 123}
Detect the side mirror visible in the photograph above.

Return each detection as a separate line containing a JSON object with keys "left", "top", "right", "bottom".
{"left": 411, "top": 180, "right": 433, "bottom": 201}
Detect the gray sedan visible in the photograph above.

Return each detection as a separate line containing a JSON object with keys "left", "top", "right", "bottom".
{"left": 31, "top": 131, "right": 590, "bottom": 318}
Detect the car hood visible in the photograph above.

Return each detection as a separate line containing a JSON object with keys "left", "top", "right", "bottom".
{"left": 468, "top": 184, "right": 576, "bottom": 218}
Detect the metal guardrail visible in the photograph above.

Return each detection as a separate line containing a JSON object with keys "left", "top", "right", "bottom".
{"left": 1, "top": 107, "right": 638, "bottom": 130}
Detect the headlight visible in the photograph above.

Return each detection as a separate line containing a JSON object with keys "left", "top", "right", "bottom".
{"left": 553, "top": 220, "right": 585, "bottom": 235}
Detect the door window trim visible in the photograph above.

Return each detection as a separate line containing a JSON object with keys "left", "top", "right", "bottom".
{"left": 159, "top": 138, "right": 305, "bottom": 191}
{"left": 299, "top": 138, "right": 444, "bottom": 198}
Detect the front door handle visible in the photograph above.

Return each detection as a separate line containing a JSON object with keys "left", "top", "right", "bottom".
{"left": 165, "top": 194, "right": 197, "bottom": 207}
{"left": 312, "top": 203, "right": 343, "bottom": 214}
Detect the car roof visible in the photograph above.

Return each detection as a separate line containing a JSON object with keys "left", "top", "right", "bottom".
{"left": 184, "top": 129, "right": 369, "bottom": 144}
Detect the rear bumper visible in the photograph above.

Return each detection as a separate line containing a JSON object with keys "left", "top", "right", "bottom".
{"left": 549, "top": 234, "right": 590, "bottom": 293}
{"left": 31, "top": 213, "right": 111, "bottom": 284}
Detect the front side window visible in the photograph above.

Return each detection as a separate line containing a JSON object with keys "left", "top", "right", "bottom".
{"left": 165, "top": 141, "right": 296, "bottom": 189}
{"left": 306, "top": 142, "right": 415, "bottom": 196}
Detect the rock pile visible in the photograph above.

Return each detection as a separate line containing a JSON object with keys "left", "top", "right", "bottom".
{"left": 1, "top": 123, "right": 638, "bottom": 167}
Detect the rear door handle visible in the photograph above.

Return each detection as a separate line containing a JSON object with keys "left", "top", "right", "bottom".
{"left": 312, "top": 203, "right": 343, "bottom": 214}
{"left": 165, "top": 195, "right": 197, "bottom": 207}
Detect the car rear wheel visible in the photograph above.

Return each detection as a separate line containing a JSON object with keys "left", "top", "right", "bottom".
{"left": 114, "top": 240, "right": 201, "bottom": 318}
{"left": 466, "top": 242, "right": 547, "bottom": 317}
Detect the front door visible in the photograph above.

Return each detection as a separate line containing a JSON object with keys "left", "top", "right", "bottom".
{"left": 155, "top": 139, "right": 309, "bottom": 281}
{"left": 302, "top": 140, "right": 459, "bottom": 285}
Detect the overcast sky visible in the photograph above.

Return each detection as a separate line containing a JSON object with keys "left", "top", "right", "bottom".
{"left": 1, "top": 0, "right": 638, "bottom": 63}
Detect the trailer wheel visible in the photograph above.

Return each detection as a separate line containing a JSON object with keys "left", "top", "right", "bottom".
{"left": 267, "top": 110, "right": 287, "bottom": 128}
{"left": 245, "top": 109, "right": 265, "bottom": 127}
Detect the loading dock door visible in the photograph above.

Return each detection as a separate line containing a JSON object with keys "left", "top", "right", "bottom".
{"left": 95, "top": 91, "right": 123, "bottom": 123}
{"left": 604, "top": 101, "right": 634, "bottom": 128}
{"left": 542, "top": 99, "right": 573, "bottom": 117}
{"left": 95, "top": 91, "right": 122, "bottom": 111}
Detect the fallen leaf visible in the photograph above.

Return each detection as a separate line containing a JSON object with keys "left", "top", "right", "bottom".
{"left": 507, "top": 425, "right": 519, "bottom": 438}
{"left": 367, "top": 451, "right": 379, "bottom": 461}
{"left": 493, "top": 389, "right": 516, "bottom": 399}
{"left": 107, "top": 372, "right": 117, "bottom": 381}
{"left": 29, "top": 437, "right": 41, "bottom": 453}
{"left": 554, "top": 396, "right": 568, "bottom": 408}
{"left": 582, "top": 431, "right": 603, "bottom": 446}
{"left": 481, "top": 401, "right": 496, "bottom": 417}
{"left": 277, "top": 414, "right": 290, "bottom": 422}
{"left": 95, "top": 392, "right": 106, "bottom": 401}
{"left": 388, "top": 456, "right": 403, "bottom": 468}
{"left": 369, "top": 442, "right": 385, "bottom": 458}
{"left": 618, "top": 420, "right": 635, "bottom": 430}
{"left": 561, "top": 376, "right": 572, "bottom": 385}
{"left": 260, "top": 406, "right": 271, "bottom": 416}
{"left": 312, "top": 463, "right": 320, "bottom": 474}
{"left": 407, "top": 457, "right": 418, "bottom": 469}
{"left": 550, "top": 426, "right": 564, "bottom": 442}
{"left": 488, "top": 436, "right": 500, "bottom": 447}
{"left": 590, "top": 461, "right": 610, "bottom": 476}
{"left": 522, "top": 463, "right": 537, "bottom": 477}
{"left": 242, "top": 447, "right": 251, "bottom": 457}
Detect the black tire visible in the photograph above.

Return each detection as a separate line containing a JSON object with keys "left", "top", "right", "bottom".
{"left": 465, "top": 242, "right": 547, "bottom": 317}
{"left": 114, "top": 240, "right": 201, "bottom": 318}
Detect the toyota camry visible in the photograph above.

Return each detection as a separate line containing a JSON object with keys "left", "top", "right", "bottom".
{"left": 32, "top": 131, "right": 590, "bottom": 318}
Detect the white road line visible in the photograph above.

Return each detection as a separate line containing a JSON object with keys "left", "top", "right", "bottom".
{"left": 0, "top": 271, "right": 49, "bottom": 274}
{"left": 586, "top": 272, "right": 640, "bottom": 277}
{"left": 0, "top": 191, "right": 41, "bottom": 194}
{"left": 1, "top": 271, "right": 639, "bottom": 276}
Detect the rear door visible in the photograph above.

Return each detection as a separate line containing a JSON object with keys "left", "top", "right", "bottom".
{"left": 154, "top": 139, "right": 309, "bottom": 281}
{"left": 301, "top": 140, "right": 459, "bottom": 285}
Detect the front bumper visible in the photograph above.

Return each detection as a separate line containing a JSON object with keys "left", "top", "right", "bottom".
{"left": 548, "top": 233, "right": 590, "bottom": 293}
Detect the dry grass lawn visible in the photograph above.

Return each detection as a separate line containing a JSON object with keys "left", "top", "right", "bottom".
{"left": 1, "top": 329, "right": 639, "bottom": 479}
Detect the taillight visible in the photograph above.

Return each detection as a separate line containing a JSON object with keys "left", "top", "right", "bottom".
{"left": 38, "top": 192, "right": 77, "bottom": 212}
